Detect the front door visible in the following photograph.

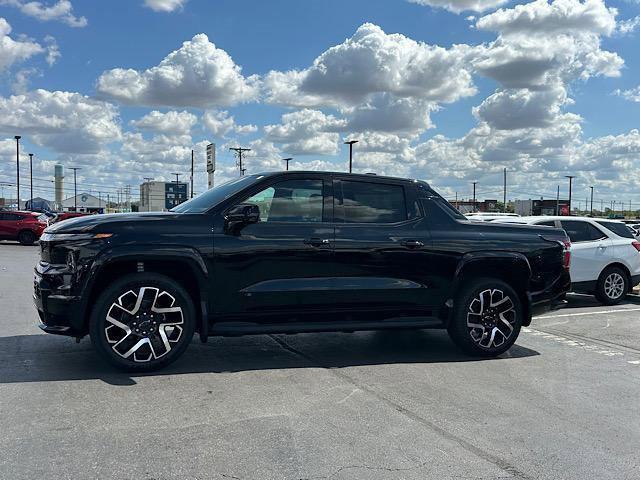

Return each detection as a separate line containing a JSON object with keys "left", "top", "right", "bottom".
{"left": 212, "top": 175, "right": 337, "bottom": 319}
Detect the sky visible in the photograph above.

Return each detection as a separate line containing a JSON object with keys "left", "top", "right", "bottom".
{"left": 0, "top": 0, "right": 639, "bottom": 208}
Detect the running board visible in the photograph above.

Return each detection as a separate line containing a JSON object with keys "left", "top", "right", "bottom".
{"left": 208, "top": 317, "right": 444, "bottom": 336}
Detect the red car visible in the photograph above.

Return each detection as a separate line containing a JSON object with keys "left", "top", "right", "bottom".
{"left": 0, "top": 210, "right": 48, "bottom": 245}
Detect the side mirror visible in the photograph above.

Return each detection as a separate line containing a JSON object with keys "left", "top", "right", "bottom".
{"left": 224, "top": 203, "right": 260, "bottom": 234}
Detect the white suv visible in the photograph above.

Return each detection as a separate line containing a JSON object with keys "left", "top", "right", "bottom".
{"left": 497, "top": 216, "right": 640, "bottom": 304}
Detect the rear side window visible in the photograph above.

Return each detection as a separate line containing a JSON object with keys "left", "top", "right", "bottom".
{"left": 560, "top": 220, "right": 607, "bottom": 242}
{"left": 0, "top": 213, "right": 19, "bottom": 221}
{"left": 536, "top": 221, "right": 556, "bottom": 227}
{"left": 596, "top": 221, "right": 634, "bottom": 239}
{"left": 339, "top": 180, "right": 407, "bottom": 223}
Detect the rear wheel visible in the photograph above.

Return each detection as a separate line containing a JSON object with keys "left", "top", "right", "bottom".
{"left": 447, "top": 278, "right": 523, "bottom": 357}
{"left": 595, "top": 266, "right": 628, "bottom": 305}
{"left": 18, "top": 230, "right": 36, "bottom": 245}
{"left": 89, "top": 273, "right": 195, "bottom": 372}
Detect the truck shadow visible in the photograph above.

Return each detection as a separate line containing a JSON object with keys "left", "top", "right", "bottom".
{"left": 0, "top": 329, "right": 538, "bottom": 385}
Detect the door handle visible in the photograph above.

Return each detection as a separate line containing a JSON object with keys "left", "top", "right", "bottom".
{"left": 401, "top": 239, "right": 424, "bottom": 249}
{"left": 597, "top": 245, "right": 607, "bottom": 250}
{"left": 304, "top": 237, "right": 330, "bottom": 247}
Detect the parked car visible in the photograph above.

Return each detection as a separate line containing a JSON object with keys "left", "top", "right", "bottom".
{"left": 466, "top": 212, "right": 520, "bottom": 222}
{"left": 0, "top": 210, "right": 48, "bottom": 245}
{"left": 497, "top": 216, "right": 640, "bottom": 304}
{"left": 34, "top": 171, "right": 571, "bottom": 371}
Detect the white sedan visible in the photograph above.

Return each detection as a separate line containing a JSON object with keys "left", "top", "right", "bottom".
{"left": 496, "top": 216, "right": 640, "bottom": 305}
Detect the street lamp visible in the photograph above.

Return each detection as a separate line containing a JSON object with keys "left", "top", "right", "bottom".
{"left": 69, "top": 167, "right": 81, "bottom": 211}
{"left": 14, "top": 136, "right": 20, "bottom": 209}
{"left": 589, "top": 186, "right": 594, "bottom": 217}
{"left": 472, "top": 181, "right": 478, "bottom": 213}
{"left": 565, "top": 175, "right": 575, "bottom": 216}
{"left": 344, "top": 140, "right": 358, "bottom": 173}
{"left": 282, "top": 158, "right": 292, "bottom": 171}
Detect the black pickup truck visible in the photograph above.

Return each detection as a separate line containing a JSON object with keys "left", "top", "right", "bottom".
{"left": 34, "top": 171, "right": 571, "bottom": 371}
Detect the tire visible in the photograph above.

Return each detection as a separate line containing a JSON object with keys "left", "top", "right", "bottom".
{"left": 595, "top": 266, "right": 628, "bottom": 305}
{"left": 89, "top": 273, "right": 196, "bottom": 372}
{"left": 447, "top": 278, "right": 523, "bottom": 357}
{"left": 18, "top": 230, "right": 36, "bottom": 245}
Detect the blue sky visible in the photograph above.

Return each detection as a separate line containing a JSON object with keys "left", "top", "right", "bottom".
{"left": 0, "top": 0, "right": 639, "bottom": 206}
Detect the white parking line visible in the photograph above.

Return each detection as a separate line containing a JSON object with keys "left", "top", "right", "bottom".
{"left": 537, "top": 307, "right": 640, "bottom": 319}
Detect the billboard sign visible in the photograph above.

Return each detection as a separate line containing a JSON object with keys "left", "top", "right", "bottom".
{"left": 206, "top": 143, "right": 215, "bottom": 173}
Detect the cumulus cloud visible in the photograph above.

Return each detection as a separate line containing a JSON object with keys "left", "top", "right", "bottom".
{"left": 264, "top": 109, "right": 345, "bottom": 156}
{"left": 616, "top": 16, "right": 640, "bottom": 35}
{"left": 96, "top": 34, "right": 259, "bottom": 108}
{"left": 202, "top": 110, "right": 257, "bottom": 137}
{"left": 476, "top": 0, "right": 617, "bottom": 36}
{"left": 0, "top": 17, "right": 45, "bottom": 70}
{"left": 130, "top": 110, "right": 197, "bottom": 136}
{"left": 0, "top": 89, "right": 121, "bottom": 153}
{"left": 613, "top": 85, "right": 640, "bottom": 103}
{"left": 264, "top": 23, "right": 476, "bottom": 107}
{"left": 0, "top": 0, "right": 87, "bottom": 27}
{"left": 408, "top": 0, "right": 509, "bottom": 14}
{"left": 143, "top": 0, "right": 187, "bottom": 12}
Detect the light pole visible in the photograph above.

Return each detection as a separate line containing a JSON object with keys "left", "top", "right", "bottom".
{"left": 344, "top": 140, "right": 358, "bottom": 173}
{"left": 14, "top": 136, "right": 20, "bottom": 209}
{"left": 565, "top": 175, "right": 575, "bottom": 216}
{"left": 590, "top": 186, "right": 594, "bottom": 217}
{"left": 282, "top": 158, "right": 292, "bottom": 171}
{"left": 171, "top": 173, "right": 182, "bottom": 206}
{"left": 472, "top": 181, "right": 478, "bottom": 213}
{"left": 28, "top": 153, "right": 33, "bottom": 210}
{"left": 69, "top": 167, "right": 81, "bottom": 211}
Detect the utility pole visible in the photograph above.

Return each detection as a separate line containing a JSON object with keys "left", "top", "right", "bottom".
{"left": 455, "top": 192, "right": 458, "bottom": 210}
{"left": 171, "top": 173, "right": 182, "bottom": 206}
{"left": 565, "top": 175, "right": 575, "bottom": 216}
{"left": 229, "top": 147, "right": 251, "bottom": 176}
{"left": 472, "top": 181, "right": 478, "bottom": 213}
{"left": 589, "top": 186, "right": 594, "bottom": 217}
{"left": 503, "top": 168, "right": 507, "bottom": 212}
{"left": 344, "top": 140, "right": 358, "bottom": 173}
{"left": 14, "top": 136, "right": 20, "bottom": 209}
{"left": 282, "top": 158, "right": 292, "bottom": 171}
{"left": 601, "top": 199, "right": 604, "bottom": 214}
{"left": 107, "top": 193, "right": 110, "bottom": 213}
{"left": 69, "top": 167, "right": 81, "bottom": 211}
{"left": 190, "top": 149, "right": 194, "bottom": 199}
{"left": 556, "top": 185, "right": 560, "bottom": 215}
{"left": 28, "top": 153, "right": 33, "bottom": 210}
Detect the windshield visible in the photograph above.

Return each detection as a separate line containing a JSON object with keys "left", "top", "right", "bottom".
{"left": 170, "top": 175, "right": 264, "bottom": 213}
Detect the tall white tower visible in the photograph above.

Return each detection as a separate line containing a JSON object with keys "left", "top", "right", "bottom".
{"left": 54, "top": 164, "right": 64, "bottom": 208}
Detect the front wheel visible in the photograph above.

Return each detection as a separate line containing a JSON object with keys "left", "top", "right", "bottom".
{"left": 447, "top": 278, "right": 523, "bottom": 357}
{"left": 595, "top": 266, "right": 628, "bottom": 305}
{"left": 90, "top": 273, "right": 195, "bottom": 372}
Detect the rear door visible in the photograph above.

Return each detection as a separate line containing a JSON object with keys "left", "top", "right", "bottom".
{"left": 559, "top": 220, "right": 611, "bottom": 282}
{"left": 0, "top": 213, "right": 20, "bottom": 239}
{"left": 331, "top": 177, "right": 433, "bottom": 312}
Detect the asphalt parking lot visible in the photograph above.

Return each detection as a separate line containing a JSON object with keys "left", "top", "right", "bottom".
{"left": 1, "top": 242, "right": 639, "bottom": 480}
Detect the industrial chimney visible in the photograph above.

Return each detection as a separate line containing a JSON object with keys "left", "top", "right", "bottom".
{"left": 54, "top": 164, "right": 64, "bottom": 209}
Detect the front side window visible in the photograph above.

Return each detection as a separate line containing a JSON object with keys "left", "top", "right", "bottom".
{"left": 339, "top": 181, "right": 407, "bottom": 224}
{"left": 243, "top": 179, "right": 323, "bottom": 223}
{"left": 560, "top": 220, "right": 606, "bottom": 242}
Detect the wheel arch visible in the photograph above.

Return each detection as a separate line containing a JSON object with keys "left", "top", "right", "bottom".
{"left": 79, "top": 247, "right": 209, "bottom": 339}
{"left": 445, "top": 252, "right": 532, "bottom": 326}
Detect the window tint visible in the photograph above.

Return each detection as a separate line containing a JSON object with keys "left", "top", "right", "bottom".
{"left": 243, "top": 179, "right": 323, "bottom": 223}
{"left": 339, "top": 181, "right": 407, "bottom": 223}
{"left": 537, "top": 221, "right": 556, "bottom": 227}
{"left": 0, "top": 213, "right": 18, "bottom": 221}
{"left": 560, "top": 220, "right": 606, "bottom": 242}
{"left": 596, "top": 221, "right": 635, "bottom": 239}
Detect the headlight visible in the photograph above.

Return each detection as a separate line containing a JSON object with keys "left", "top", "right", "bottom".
{"left": 40, "top": 232, "right": 112, "bottom": 242}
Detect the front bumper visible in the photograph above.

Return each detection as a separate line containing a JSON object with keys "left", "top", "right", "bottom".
{"left": 33, "top": 263, "right": 83, "bottom": 337}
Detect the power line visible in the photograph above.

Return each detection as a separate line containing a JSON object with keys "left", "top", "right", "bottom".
{"left": 229, "top": 147, "right": 251, "bottom": 176}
